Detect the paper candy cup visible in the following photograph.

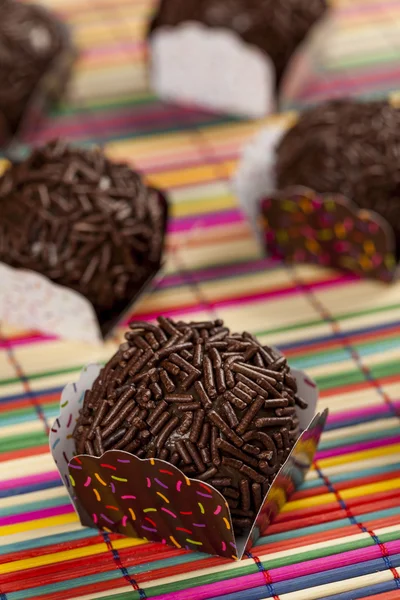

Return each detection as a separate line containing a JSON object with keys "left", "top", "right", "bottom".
{"left": 0, "top": 191, "right": 168, "bottom": 343}
{"left": 50, "top": 364, "right": 327, "bottom": 560}
{"left": 234, "top": 125, "right": 399, "bottom": 283}
{"left": 149, "top": 23, "right": 276, "bottom": 119}
{"left": 1, "top": 7, "right": 77, "bottom": 155}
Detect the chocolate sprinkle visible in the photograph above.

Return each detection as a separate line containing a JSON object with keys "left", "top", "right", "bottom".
{"left": 73, "top": 317, "right": 307, "bottom": 534}
{"left": 0, "top": 140, "right": 167, "bottom": 331}
{"left": 276, "top": 99, "right": 400, "bottom": 250}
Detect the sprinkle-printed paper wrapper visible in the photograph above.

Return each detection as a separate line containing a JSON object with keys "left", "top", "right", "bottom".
{"left": 1, "top": 14, "right": 77, "bottom": 154}
{"left": 234, "top": 124, "right": 399, "bottom": 282}
{"left": 0, "top": 192, "right": 168, "bottom": 343}
{"left": 262, "top": 187, "right": 398, "bottom": 283}
{"left": 50, "top": 364, "right": 326, "bottom": 560}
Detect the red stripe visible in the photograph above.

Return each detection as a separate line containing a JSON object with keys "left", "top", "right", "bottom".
{"left": 0, "top": 392, "right": 61, "bottom": 413}
{"left": 320, "top": 373, "right": 400, "bottom": 398}
{"left": 275, "top": 490, "right": 400, "bottom": 524}
{"left": 268, "top": 496, "right": 400, "bottom": 536}
{"left": 0, "top": 445, "right": 50, "bottom": 463}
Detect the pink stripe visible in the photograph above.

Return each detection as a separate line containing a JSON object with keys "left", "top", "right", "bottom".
{"left": 134, "top": 275, "right": 356, "bottom": 321}
{"left": 36, "top": 104, "right": 218, "bottom": 144}
{"left": 0, "top": 471, "right": 60, "bottom": 492}
{"left": 0, "top": 334, "right": 56, "bottom": 349}
{"left": 0, "top": 504, "right": 75, "bottom": 526}
{"left": 328, "top": 402, "right": 400, "bottom": 425}
{"left": 156, "top": 539, "right": 400, "bottom": 600}
{"left": 316, "top": 435, "right": 400, "bottom": 460}
{"left": 299, "top": 65, "right": 400, "bottom": 102}
{"left": 168, "top": 209, "right": 244, "bottom": 233}
{"left": 340, "top": 0, "right": 400, "bottom": 17}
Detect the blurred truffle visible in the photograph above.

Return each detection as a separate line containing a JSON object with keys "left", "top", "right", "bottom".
{"left": 0, "top": 0, "right": 75, "bottom": 145}
{"left": 148, "top": 0, "right": 327, "bottom": 117}
{"left": 276, "top": 99, "right": 400, "bottom": 247}
{"left": 0, "top": 140, "right": 168, "bottom": 332}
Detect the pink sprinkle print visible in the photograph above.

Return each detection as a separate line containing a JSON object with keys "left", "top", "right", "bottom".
{"left": 122, "top": 515, "right": 128, "bottom": 527}
{"left": 84, "top": 476, "right": 91, "bottom": 487}
{"left": 121, "top": 495, "right": 136, "bottom": 500}
{"left": 214, "top": 505, "right": 222, "bottom": 515}
{"left": 162, "top": 539, "right": 166, "bottom": 544}
{"left": 161, "top": 507, "right": 177, "bottom": 519}
{"left": 146, "top": 477, "right": 151, "bottom": 488}
{"left": 176, "top": 480, "right": 182, "bottom": 492}
{"left": 93, "top": 513, "right": 98, "bottom": 524}
{"left": 222, "top": 541, "right": 226, "bottom": 552}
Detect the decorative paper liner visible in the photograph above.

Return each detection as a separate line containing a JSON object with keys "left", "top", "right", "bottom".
{"left": 50, "top": 363, "right": 326, "bottom": 560}
{"left": 0, "top": 191, "right": 168, "bottom": 343}
{"left": 1, "top": 5, "right": 77, "bottom": 155}
{"left": 234, "top": 124, "right": 399, "bottom": 282}
{"left": 149, "top": 23, "right": 276, "bottom": 118}
{"left": 261, "top": 188, "right": 398, "bottom": 283}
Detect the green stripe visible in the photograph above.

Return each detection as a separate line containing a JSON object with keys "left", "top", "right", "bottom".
{"left": 256, "top": 301, "right": 400, "bottom": 338}
{"left": 112, "top": 530, "right": 400, "bottom": 599}
{"left": 0, "top": 430, "right": 48, "bottom": 453}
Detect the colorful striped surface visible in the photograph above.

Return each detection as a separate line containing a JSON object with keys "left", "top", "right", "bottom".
{"left": 1, "top": 0, "right": 400, "bottom": 598}
{"left": 280, "top": 0, "right": 400, "bottom": 111}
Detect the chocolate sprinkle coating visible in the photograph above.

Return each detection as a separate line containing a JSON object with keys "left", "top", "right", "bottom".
{"left": 0, "top": 0, "right": 66, "bottom": 140}
{"left": 0, "top": 140, "right": 167, "bottom": 330}
{"left": 73, "top": 317, "right": 307, "bottom": 534}
{"left": 150, "top": 0, "right": 327, "bottom": 83}
{"left": 276, "top": 99, "right": 400, "bottom": 250}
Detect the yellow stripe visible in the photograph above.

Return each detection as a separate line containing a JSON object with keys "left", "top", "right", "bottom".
{"left": 283, "top": 477, "right": 400, "bottom": 512}
{"left": 314, "top": 444, "right": 400, "bottom": 470}
{"left": 0, "top": 536, "right": 146, "bottom": 575}
{"left": 0, "top": 513, "right": 79, "bottom": 537}
{"left": 150, "top": 161, "right": 237, "bottom": 188}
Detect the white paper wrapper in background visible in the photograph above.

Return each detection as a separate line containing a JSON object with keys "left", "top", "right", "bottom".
{"left": 150, "top": 23, "right": 276, "bottom": 118}
{"left": 0, "top": 263, "right": 102, "bottom": 343}
{"left": 50, "top": 363, "right": 327, "bottom": 560}
{"left": 233, "top": 122, "right": 288, "bottom": 241}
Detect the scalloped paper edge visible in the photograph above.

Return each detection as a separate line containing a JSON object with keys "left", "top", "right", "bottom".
{"left": 50, "top": 362, "right": 326, "bottom": 559}
{"left": 149, "top": 22, "right": 276, "bottom": 118}
{"left": 234, "top": 123, "right": 399, "bottom": 281}
{"left": 0, "top": 191, "right": 168, "bottom": 343}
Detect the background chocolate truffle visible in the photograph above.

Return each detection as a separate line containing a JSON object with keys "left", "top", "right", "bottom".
{"left": 0, "top": 0, "right": 73, "bottom": 144}
{"left": 276, "top": 99, "right": 400, "bottom": 250}
{"left": 0, "top": 140, "right": 167, "bottom": 333}
{"left": 148, "top": 0, "right": 327, "bottom": 118}
{"left": 150, "top": 0, "right": 327, "bottom": 83}
{"left": 73, "top": 317, "right": 307, "bottom": 533}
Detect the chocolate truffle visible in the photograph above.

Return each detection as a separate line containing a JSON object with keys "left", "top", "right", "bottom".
{"left": 150, "top": 0, "right": 327, "bottom": 83}
{"left": 0, "top": 0, "right": 74, "bottom": 144}
{"left": 73, "top": 317, "right": 307, "bottom": 533}
{"left": 0, "top": 140, "right": 167, "bottom": 333}
{"left": 148, "top": 0, "right": 327, "bottom": 118}
{"left": 276, "top": 99, "right": 400, "bottom": 249}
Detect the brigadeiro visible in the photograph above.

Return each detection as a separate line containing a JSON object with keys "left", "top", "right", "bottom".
{"left": 0, "top": 140, "right": 168, "bottom": 335}
{"left": 0, "top": 0, "right": 75, "bottom": 147}
{"left": 148, "top": 0, "right": 327, "bottom": 118}
{"left": 276, "top": 100, "right": 400, "bottom": 247}
{"left": 73, "top": 317, "right": 308, "bottom": 534}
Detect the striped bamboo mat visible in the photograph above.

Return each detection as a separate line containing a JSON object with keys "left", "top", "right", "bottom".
{"left": 1, "top": 0, "right": 400, "bottom": 599}
{"left": 281, "top": 0, "right": 400, "bottom": 111}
